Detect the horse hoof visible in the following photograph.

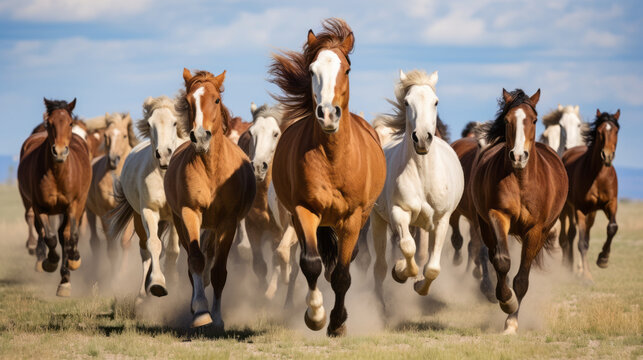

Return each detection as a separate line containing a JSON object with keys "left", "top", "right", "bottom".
{"left": 503, "top": 317, "right": 518, "bottom": 335}
{"left": 35, "top": 260, "right": 44, "bottom": 273}
{"left": 304, "top": 310, "right": 326, "bottom": 331}
{"left": 28, "top": 247, "right": 36, "bottom": 256}
{"left": 391, "top": 267, "right": 407, "bottom": 284}
{"left": 42, "top": 259, "right": 58, "bottom": 273}
{"left": 499, "top": 289, "right": 518, "bottom": 314}
{"left": 191, "top": 312, "right": 213, "bottom": 328}
{"left": 413, "top": 280, "right": 429, "bottom": 296}
{"left": 149, "top": 284, "right": 168, "bottom": 297}
{"left": 67, "top": 258, "right": 81, "bottom": 271}
{"left": 327, "top": 323, "right": 347, "bottom": 337}
{"left": 596, "top": 255, "right": 609, "bottom": 269}
{"left": 453, "top": 251, "right": 463, "bottom": 266}
{"left": 56, "top": 283, "right": 71, "bottom": 297}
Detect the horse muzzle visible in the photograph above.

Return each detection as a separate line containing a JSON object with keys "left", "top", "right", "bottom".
{"left": 155, "top": 148, "right": 172, "bottom": 170}
{"left": 108, "top": 155, "right": 120, "bottom": 169}
{"left": 509, "top": 150, "right": 529, "bottom": 169}
{"left": 601, "top": 150, "right": 614, "bottom": 166}
{"left": 190, "top": 127, "right": 211, "bottom": 153}
{"left": 316, "top": 104, "right": 340, "bottom": 134}
{"left": 251, "top": 160, "right": 269, "bottom": 182}
{"left": 412, "top": 131, "right": 432, "bottom": 155}
{"left": 51, "top": 145, "right": 69, "bottom": 163}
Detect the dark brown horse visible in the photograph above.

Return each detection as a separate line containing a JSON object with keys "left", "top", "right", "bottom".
{"left": 164, "top": 69, "right": 256, "bottom": 330}
{"left": 471, "top": 89, "right": 568, "bottom": 333}
{"left": 18, "top": 98, "right": 92, "bottom": 297}
{"left": 558, "top": 109, "right": 620, "bottom": 283}
{"left": 270, "top": 18, "right": 386, "bottom": 336}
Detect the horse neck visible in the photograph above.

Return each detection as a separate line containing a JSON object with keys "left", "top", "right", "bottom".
{"left": 199, "top": 126, "right": 225, "bottom": 171}
{"left": 312, "top": 107, "right": 353, "bottom": 160}
{"left": 585, "top": 141, "right": 606, "bottom": 178}
{"left": 43, "top": 138, "right": 72, "bottom": 179}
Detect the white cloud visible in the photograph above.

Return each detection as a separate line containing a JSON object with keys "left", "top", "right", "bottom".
{"left": 2, "top": 0, "right": 152, "bottom": 22}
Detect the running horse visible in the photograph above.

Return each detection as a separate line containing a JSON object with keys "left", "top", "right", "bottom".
{"left": 470, "top": 89, "right": 567, "bottom": 334}
{"left": 164, "top": 69, "right": 256, "bottom": 330}
{"left": 270, "top": 18, "right": 386, "bottom": 336}
{"left": 18, "top": 98, "right": 92, "bottom": 296}
{"left": 558, "top": 109, "right": 620, "bottom": 283}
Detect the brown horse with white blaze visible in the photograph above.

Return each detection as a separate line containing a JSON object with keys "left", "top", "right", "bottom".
{"left": 164, "top": 69, "right": 256, "bottom": 330}
{"left": 270, "top": 19, "right": 386, "bottom": 336}
{"left": 559, "top": 109, "right": 620, "bottom": 282}
{"left": 471, "top": 89, "right": 568, "bottom": 334}
{"left": 18, "top": 98, "right": 92, "bottom": 297}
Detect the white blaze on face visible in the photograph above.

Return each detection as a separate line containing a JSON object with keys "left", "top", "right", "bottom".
{"left": 193, "top": 87, "right": 206, "bottom": 128}
{"left": 250, "top": 116, "right": 280, "bottom": 164}
{"left": 605, "top": 123, "right": 612, "bottom": 131}
{"left": 559, "top": 111, "right": 583, "bottom": 149}
{"left": 512, "top": 108, "right": 527, "bottom": 158}
{"left": 310, "top": 50, "right": 341, "bottom": 106}
{"left": 405, "top": 85, "right": 438, "bottom": 136}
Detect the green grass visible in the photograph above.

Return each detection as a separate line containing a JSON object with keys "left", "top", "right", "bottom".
{"left": 0, "top": 184, "right": 640, "bottom": 359}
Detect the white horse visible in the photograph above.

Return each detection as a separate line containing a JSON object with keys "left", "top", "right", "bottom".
{"left": 237, "top": 102, "right": 299, "bottom": 303}
{"left": 108, "top": 96, "right": 187, "bottom": 301}
{"left": 540, "top": 104, "right": 585, "bottom": 156}
{"left": 371, "top": 69, "right": 464, "bottom": 305}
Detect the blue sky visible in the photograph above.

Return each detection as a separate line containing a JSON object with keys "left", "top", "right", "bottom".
{"left": 1, "top": 0, "right": 641, "bottom": 168}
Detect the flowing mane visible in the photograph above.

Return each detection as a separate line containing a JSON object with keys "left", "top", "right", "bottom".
{"left": 137, "top": 96, "right": 188, "bottom": 140}
{"left": 269, "top": 18, "right": 353, "bottom": 123}
{"left": 485, "top": 89, "right": 538, "bottom": 144}
{"left": 542, "top": 105, "right": 578, "bottom": 127}
{"left": 175, "top": 70, "right": 232, "bottom": 136}
{"left": 250, "top": 103, "right": 294, "bottom": 131}
{"left": 372, "top": 69, "right": 448, "bottom": 141}
{"left": 583, "top": 111, "right": 620, "bottom": 147}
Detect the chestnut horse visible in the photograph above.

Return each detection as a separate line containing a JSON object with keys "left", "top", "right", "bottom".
{"left": 471, "top": 89, "right": 567, "bottom": 334}
{"left": 18, "top": 98, "right": 92, "bottom": 297}
{"left": 270, "top": 18, "right": 386, "bottom": 336}
{"left": 558, "top": 109, "right": 620, "bottom": 283}
{"left": 164, "top": 69, "right": 256, "bottom": 330}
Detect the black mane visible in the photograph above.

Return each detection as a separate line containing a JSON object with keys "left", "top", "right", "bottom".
{"left": 44, "top": 99, "right": 72, "bottom": 116}
{"left": 583, "top": 111, "right": 620, "bottom": 147}
{"left": 461, "top": 121, "right": 478, "bottom": 138}
{"left": 485, "top": 89, "right": 537, "bottom": 144}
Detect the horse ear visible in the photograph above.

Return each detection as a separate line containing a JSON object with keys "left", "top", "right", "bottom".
{"left": 214, "top": 70, "right": 226, "bottom": 91}
{"left": 183, "top": 68, "right": 192, "bottom": 85}
{"left": 143, "top": 96, "right": 155, "bottom": 107}
{"left": 574, "top": 105, "right": 580, "bottom": 113}
{"left": 614, "top": 109, "right": 620, "bottom": 121}
{"left": 557, "top": 104, "right": 563, "bottom": 110}
{"left": 67, "top": 98, "right": 76, "bottom": 112}
{"left": 399, "top": 69, "right": 407, "bottom": 81}
{"left": 250, "top": 102, "right": 257, "bottom": 113}
{"left": 502, "top": 88, "right": 513, "bottom": 103}
{"left": 530, "top": 89, "right": 541, "bottom": 105}
{"left": 341, "top": 32, "right": 354, "bottom": 54}
{"left": 596, "top": 109, "right": 601, "bottom": 117}
{"left": 307, "top": 29, "right": 317, "bottom": 46}
{"left": 428, "top": 71, "right": 438, "bottom": 87}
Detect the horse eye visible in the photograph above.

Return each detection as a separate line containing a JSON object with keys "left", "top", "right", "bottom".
{"left": 215, "top": 98, "right": 220, "bottom": 104}
{"left": 435, "top": 100, "right": 439, "bottom": 106}
{"left": 173, "top": 122, "right": 177, "bottom": 127}
{"left": 123, "top": 135, "right": 127, "bottom": 139}
{"left": 273, "top": 132, "right": 279, "bottom": 138}
{"left": 533, "top": 119, "right": 537, "bottom": 124}
{"left": 404, "top": 100, "right": 409, "bottom": 106}
{"left": 346, "top": 68, "right": 351, "bottom": 75}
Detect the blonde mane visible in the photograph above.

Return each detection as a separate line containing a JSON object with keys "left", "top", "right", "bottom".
{"left": 373, "top": 69, "right": 437, "bottom": 136}
{"left": 105, "top": 112, "right": 139, "bottom": 147}
{"left": 542, "top": 105, "right": 579, "bottom": 127}
{"left": 137, "top": 96, "right": 188, "bottom": 140}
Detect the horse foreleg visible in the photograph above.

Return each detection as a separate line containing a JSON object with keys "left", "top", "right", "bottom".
{"left": 25, "top": 207, "right": 37, "bottom": 255}
{"left": 164, "top": 225, "right": 180, "bottom": 287}
{"left": 449, "top": 213, "right": 464, "bottom": 266}
{"left": 293, "top": 206, "right": 325, "bottom": 331}
{"left": 133, "top": 213, "right": 150, "bottom": 304}
{"left": 467, "top": 221, "right": 483, "bottom": 279}
{"left": 100, "top": 216, "right": 119, "bottom": 279}
{"left": 576, "top": 210, "right": 595, "bottom": 283}
{"left": 597, "top": 201, "right": 618, "bottom": 268}
{"left": 413, "top": 227, "right": 429, "bottom": 270}
{"left": 141, "top": 208, "right": 167, "bottom": 297}
{"left": 284, "top": 232, "right": 299, "bottom": 308}
{"left": 246, "top": 222, "right": 268, "bottom": 287}
{"left": 36, "top": 212, "right": 60, "bottom": 273}
{"left": 56, "top": 214, "right": 72, "bottom": 297}
{"left": 86, "top": 210, "right": 101, "bottom": 259}
{"left": 414, "top": 216, "right": 449, "bottom": 296}
{"left": 210, "top": 224, "right": 237, "bottom": 332}
{"left": 390, "top": 207, "right": 418, "bottom": 283}
{"left": 355, "top": 217, "right": 372, "bottom": 273}
{"left": 371, "top": 213, "right": 389, "bottom": 313}
{"left": 558, "top": 204, "right": 575, "bottom": 271}
{"left": 327, "top": 212, "right": 361, "bottom": 337}
{"left": 484, "top": 210, "right": 517, "bottom": 315}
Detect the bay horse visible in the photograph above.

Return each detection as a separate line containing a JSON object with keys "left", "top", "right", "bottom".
{"left": 86, "top": 112, "right": 138, "bottom": 278}
{"left": 18, "top": 98, "right": 92, "bottom": 296}
{"left": 370, "top": 69, "right": 463, "bottom": 307}
{"left": 109, "top": 95, "right": 187, "bottom": 301}
{"left": 470, "top": 89, "right": 568, "bottom": 334}
{"left": 164, "top": 69, "right": 255, "bottom": 330}
{"left": 558, "top": 109, "right": 620, "bottom": 283}
{"left": 270, "top": 18, "right": 386, "bottom": 336}
{"left": 236, "top": 102, "right": 299, "bottom": 303}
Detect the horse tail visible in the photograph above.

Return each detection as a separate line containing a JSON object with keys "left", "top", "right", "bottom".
{"left": 316, "top": 226, "right": 338, "bottom": 275}
{"left": 534, "top": 223, "right": 560, "bottom": 269}
{"left": 107, "top": 178, "right": 134, "bottom": 242}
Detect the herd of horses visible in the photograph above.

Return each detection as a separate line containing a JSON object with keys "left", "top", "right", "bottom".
{"left": 16, "top": 18, "right": 620, "bottom": 337}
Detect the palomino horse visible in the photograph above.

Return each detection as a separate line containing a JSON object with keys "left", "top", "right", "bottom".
{"left": 540, "top": 104, "right": 585, "bottom": 156}
{"left": 236, "top": 102, "right": 299, "bottom": 302}
{"left": 86, "top": 112, "right": 138, "bottom": 278}
{"left": 109, "top": 96, "right": 187, "bottom": 300}
{"left": 164, "top": 69, "right": 255, "bottom": 329}
{"left": 270, "top": 18, "right": 386, "bottom": 336}
{"left": 18, "top": 98, "right": 92, "bottom": 296}
{"left": 558, "top": 109, "right": 620, "bottom": 283}
{"left": 471, "top": 89, "right": 567, "bottom": 334}
{"left": 370, "top": 69, "right": 463, "bottom": 307}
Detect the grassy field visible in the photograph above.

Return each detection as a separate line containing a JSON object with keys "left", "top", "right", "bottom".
{"left": 0, "top": 184, "right": 640, "bottom": 359}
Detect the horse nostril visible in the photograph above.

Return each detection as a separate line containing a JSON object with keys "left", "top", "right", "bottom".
{"left": 427, "top": 132, "right": 433, "bottom": 141}
{"left": 335, "top": 106, "right": 341, "bottom": 118}
{"left": 189, "top": 131, "right": 196, "bottom": 143}
{"left": 262, "top": 162, "right": 268, "bottom": 171}
{"left": 52, "top": 147, "right": 57, "bottom": 155}
{"left": 167, "top": 147, "right": 172, "bottom": 155}
{"left": 523, "top": 151, "right": 529, "bottom": 159}
{"left": 509, "top": 151, "right": 516, "bottom": 162}
{"left": 155, "top": 150, "right": 161, "bottom": 159}
{"left": 411, "top": 132, "right": 419, "bottom": 143}
{"left": 64, "top": 146, "right": 69, "bottom": 154}
{"left": 205, "top": 130, "right": 212, "bottom": 139}
{"left": 316, "top": 105, "right": 324, "bottom": 119}
{"left": 600, "top": 151, "right": 606, "bottom": 160}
